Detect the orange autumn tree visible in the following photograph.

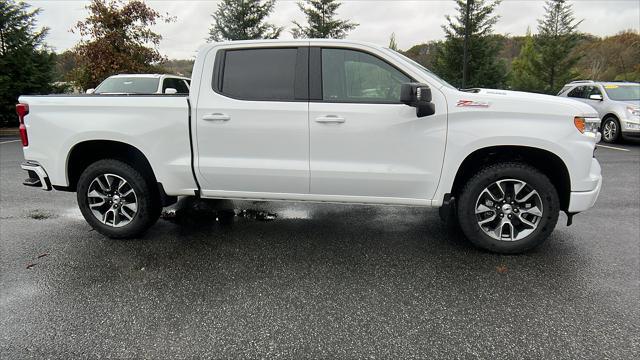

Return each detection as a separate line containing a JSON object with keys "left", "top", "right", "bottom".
{"left": 69, "top": 0, "right": 174, "bottom": 90}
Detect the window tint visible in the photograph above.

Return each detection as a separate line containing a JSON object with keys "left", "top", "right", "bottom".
{"left": 321, "top": 48, "right": 411, "bottom": 102}
{"left": 221, "top": 48, "right": 297, "bottom": 101}
{"left": 567, "top": 86, "right": 586, "bottom": 98}
{"left": 163, "top": 78, "right": 189, "bottom": 94}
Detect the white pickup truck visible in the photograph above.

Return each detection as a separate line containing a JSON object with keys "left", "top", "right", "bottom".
{"left": 18, "top": 40, "right": 602, "bottom": 253}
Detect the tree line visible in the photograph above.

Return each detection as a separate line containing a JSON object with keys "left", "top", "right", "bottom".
{"left": 1, "top": 0, "right": 639, "bottom": 127}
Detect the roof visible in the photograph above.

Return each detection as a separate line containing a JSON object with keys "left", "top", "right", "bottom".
{"left": 197, "top": 38, "right": 388, "bottom": 53}
{"left": 109, "top": 74, "right": 190, "bottom": 80}
{"left": 567, "top": 80, "right": 639, "bottom": 86}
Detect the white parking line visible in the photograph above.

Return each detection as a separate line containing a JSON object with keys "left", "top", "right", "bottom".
{"left": 0, "top": 140, "right": 20, "bottom": 145}
{"left": 598, "top": 144, "right": 630, "bottom": 152}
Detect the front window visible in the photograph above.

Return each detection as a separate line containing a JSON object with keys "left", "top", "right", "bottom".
{"left": 94, "top": 77, "right": 160, "bottom": 94}
{"left": 321, "top": 48, "right": 411, "bottom": 102}
{"left": 603, "top": 84, "right": 640, "bottom": 101}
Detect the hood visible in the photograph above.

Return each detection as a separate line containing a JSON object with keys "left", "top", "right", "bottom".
{"left": 465, "top": 88, "right": 599, "bottom": 117}
{"left": 619, "top": 100, "right": 640, "bottom": 107}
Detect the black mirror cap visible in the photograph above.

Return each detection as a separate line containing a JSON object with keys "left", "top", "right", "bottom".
{"left": 400, "top": 82, "right": 433, "bottom": 104}
{"left": 401, "top": 82, "right": 435, "bottom": 117}
{"left": 417, "top": 103, "right": 436, "bottom": 117}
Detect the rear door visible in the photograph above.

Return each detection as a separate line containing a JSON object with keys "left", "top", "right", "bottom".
{"left": 308, "top": 47, "right": 447, "bottom": 200}
{"left": 195, "top": 46, "right": 310, "bottom": 195}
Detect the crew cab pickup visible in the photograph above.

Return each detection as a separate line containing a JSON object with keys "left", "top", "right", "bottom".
{"left": 17, "top": 40, "right": 603, "bottom": 253}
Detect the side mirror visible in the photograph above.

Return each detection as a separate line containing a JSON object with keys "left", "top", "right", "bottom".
{"left": 589, "top": 94, "right": 603, "bottom": 101}
{"left": 86, "top": 88, "right": 95, "bottom": 94}
{"left": 400, "top": 83, "right": 435, "bottom": 117}
{"left": 164, "top": 88, "right": 177, "bottom": 94}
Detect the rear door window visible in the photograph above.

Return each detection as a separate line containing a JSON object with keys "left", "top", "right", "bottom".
{"left": 219, "top": 48, "right": 298, "bottom": 101}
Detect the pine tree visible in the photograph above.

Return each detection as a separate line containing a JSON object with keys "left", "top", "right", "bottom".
{"left": 208, "top": 0, "right": 282, "bottom": 42}
{"left": 508, "top": 29, "right": 545, "bottom": 92}
{"left": 432, "top": 0, "right": 506, "bottom": 89}
{"left": 0, "top": 0, "right": 59, "bottom": 126}
{"left": 533, "top": 0, "right": 583, "bottom": 94}
{"left": 388, "top": 32, "right": 398, "bottom": 51}
{"left": 291, "top": 0, "right": 357, "bottom": 39}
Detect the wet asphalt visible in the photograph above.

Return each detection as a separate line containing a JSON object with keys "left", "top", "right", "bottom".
{"left": 1, "top": 137, "right": 638, "bottom": 359}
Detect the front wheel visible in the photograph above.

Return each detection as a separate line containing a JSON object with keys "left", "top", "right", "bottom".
{"left": 601, "top": 116, "right": 621, "bottom": 143}
{"left": 77, "top": 159, "right": 161, "bottom": 238}
{"left": 457, "top": 162, "right": 560, "bottom": 254}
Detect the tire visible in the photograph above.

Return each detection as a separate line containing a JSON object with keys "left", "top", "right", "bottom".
{"left": 77, "top": 159, "right": 161, "bottom": 238}
{"left": 601, "top": 116, "right": 621, "bottom": 144}
{"left": 457, "top": 162, "right": 560, "bottom": 254}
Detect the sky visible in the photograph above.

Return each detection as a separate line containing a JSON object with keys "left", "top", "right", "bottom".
{"left": 26, "top": 0, "right": 640, "bottom": 59}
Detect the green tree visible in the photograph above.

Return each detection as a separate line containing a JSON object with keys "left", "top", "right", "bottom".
{"left": 209, "top": 0, "right": 282, "bottom": 41}
{"left": 70, "top": 0, "right": 173, "bottom": 90}
{"left": 0, "top": 0, "right": 59, "bottom": 127}
{"left": 432, "top": 0, "right": 506, "bottom": 89}
{"left": 388, "top": 32, "right": 398, "bottom": 50}
{"left": 291, "top": 0, "right": 357, "bottom": 39}
{"left": 533, "top": 0, "right": 583, "bottom": 94}
{"left": 508, "top": 29, "right": 544, "bottom": 92}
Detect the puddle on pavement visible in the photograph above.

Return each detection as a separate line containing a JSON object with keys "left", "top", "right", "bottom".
{"left": 277, "top": 208, "right": 311, "bottom": 219}
{"left": 159, "top": 198, "right": 310, "bottom": 226}
{"left": 59, "top": 198, "right": 311, "bottom": 226}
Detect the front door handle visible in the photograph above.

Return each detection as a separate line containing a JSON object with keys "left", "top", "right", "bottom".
{"left": 202, "top": 113, "right": 230, "bottom": 121}
{"left": 315, "top": 115, "right": 345, "bottom": 124}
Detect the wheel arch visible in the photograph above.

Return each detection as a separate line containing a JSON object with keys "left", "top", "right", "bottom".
{"left": 450, "top": 145, "right": 571, "bottom": 211}
{"left": 65, "top": 140, "right": 158, "bottom": 192}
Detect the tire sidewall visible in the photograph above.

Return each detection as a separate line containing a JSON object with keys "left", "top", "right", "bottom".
{"left": 457, "top": 164, "right": 560, "bottom": 253}
{"left": 77, "top": 160, "right": 158, "bottom": 238}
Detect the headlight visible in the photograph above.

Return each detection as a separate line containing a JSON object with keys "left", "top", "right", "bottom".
{"left": 628, "top": 106, "right": 640, "bottom": 117}
{"left": 574, "top": 116, "right": 600, "bottom": 136}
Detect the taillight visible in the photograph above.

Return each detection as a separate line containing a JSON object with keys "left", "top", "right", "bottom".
{"left": 16, "top": 103, "right": 29, "bottom": 146}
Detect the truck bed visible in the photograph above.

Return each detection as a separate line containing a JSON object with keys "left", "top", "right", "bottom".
{"left": 18, "top": 95, "right": 198, "bottom": 195}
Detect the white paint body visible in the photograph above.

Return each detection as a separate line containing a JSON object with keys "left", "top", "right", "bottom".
{"left": 20, "top": 40, "right": 602, "bottom": 213}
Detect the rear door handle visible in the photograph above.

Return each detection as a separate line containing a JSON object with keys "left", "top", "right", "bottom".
{"left": 202, "top": 113, "right": 230, "bottom": 121}
{"left": 315, "top": 115, "right": 345, "bottom": 124}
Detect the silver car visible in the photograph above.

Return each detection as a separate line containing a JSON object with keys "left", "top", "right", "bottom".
{"left": 558, "top": 80, "right": 640, "bottom": 143}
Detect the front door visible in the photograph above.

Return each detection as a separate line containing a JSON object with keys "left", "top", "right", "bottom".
{"left": 309, "top": 47, "right": 447, "bottom": 201}
{"left": 195, "top": 47, "right": 310, "bottom": 195}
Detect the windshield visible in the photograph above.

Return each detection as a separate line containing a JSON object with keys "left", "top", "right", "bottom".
{"left": 384, "top": 49, "right": 457, "bottom": 90}
{"left": 95, "top": 77, "right": 160, "bottom": 94}
{"left": 603, "top": 84, "right": 640, "bottom": 101}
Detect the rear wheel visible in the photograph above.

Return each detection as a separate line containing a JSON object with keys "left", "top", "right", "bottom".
{"left": 457, "top": 162, "right": 559, "bottom": 253}
{"left": 601, "top": 116, "right": 621, "bottom": 143}
{"left": 77, "top": 159, "right": 161, "bottom": 238}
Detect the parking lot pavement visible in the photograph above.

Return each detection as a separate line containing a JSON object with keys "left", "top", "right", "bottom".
{"left": 1, "top": 139, "right": 638, "bottom": 358}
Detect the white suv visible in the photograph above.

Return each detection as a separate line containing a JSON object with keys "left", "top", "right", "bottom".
{"left": 558, "top": 80, "right": 640, "bottom": 143}
{"left": 88, "top": 74, "right": 191, "bottom": 95}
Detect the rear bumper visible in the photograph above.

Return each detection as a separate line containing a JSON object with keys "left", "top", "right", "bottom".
{"left": 568, "top": 158, "right": 602, "bottom": 212}
{"left": 21, "top": 161, "right": 52, "bottom": 191}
